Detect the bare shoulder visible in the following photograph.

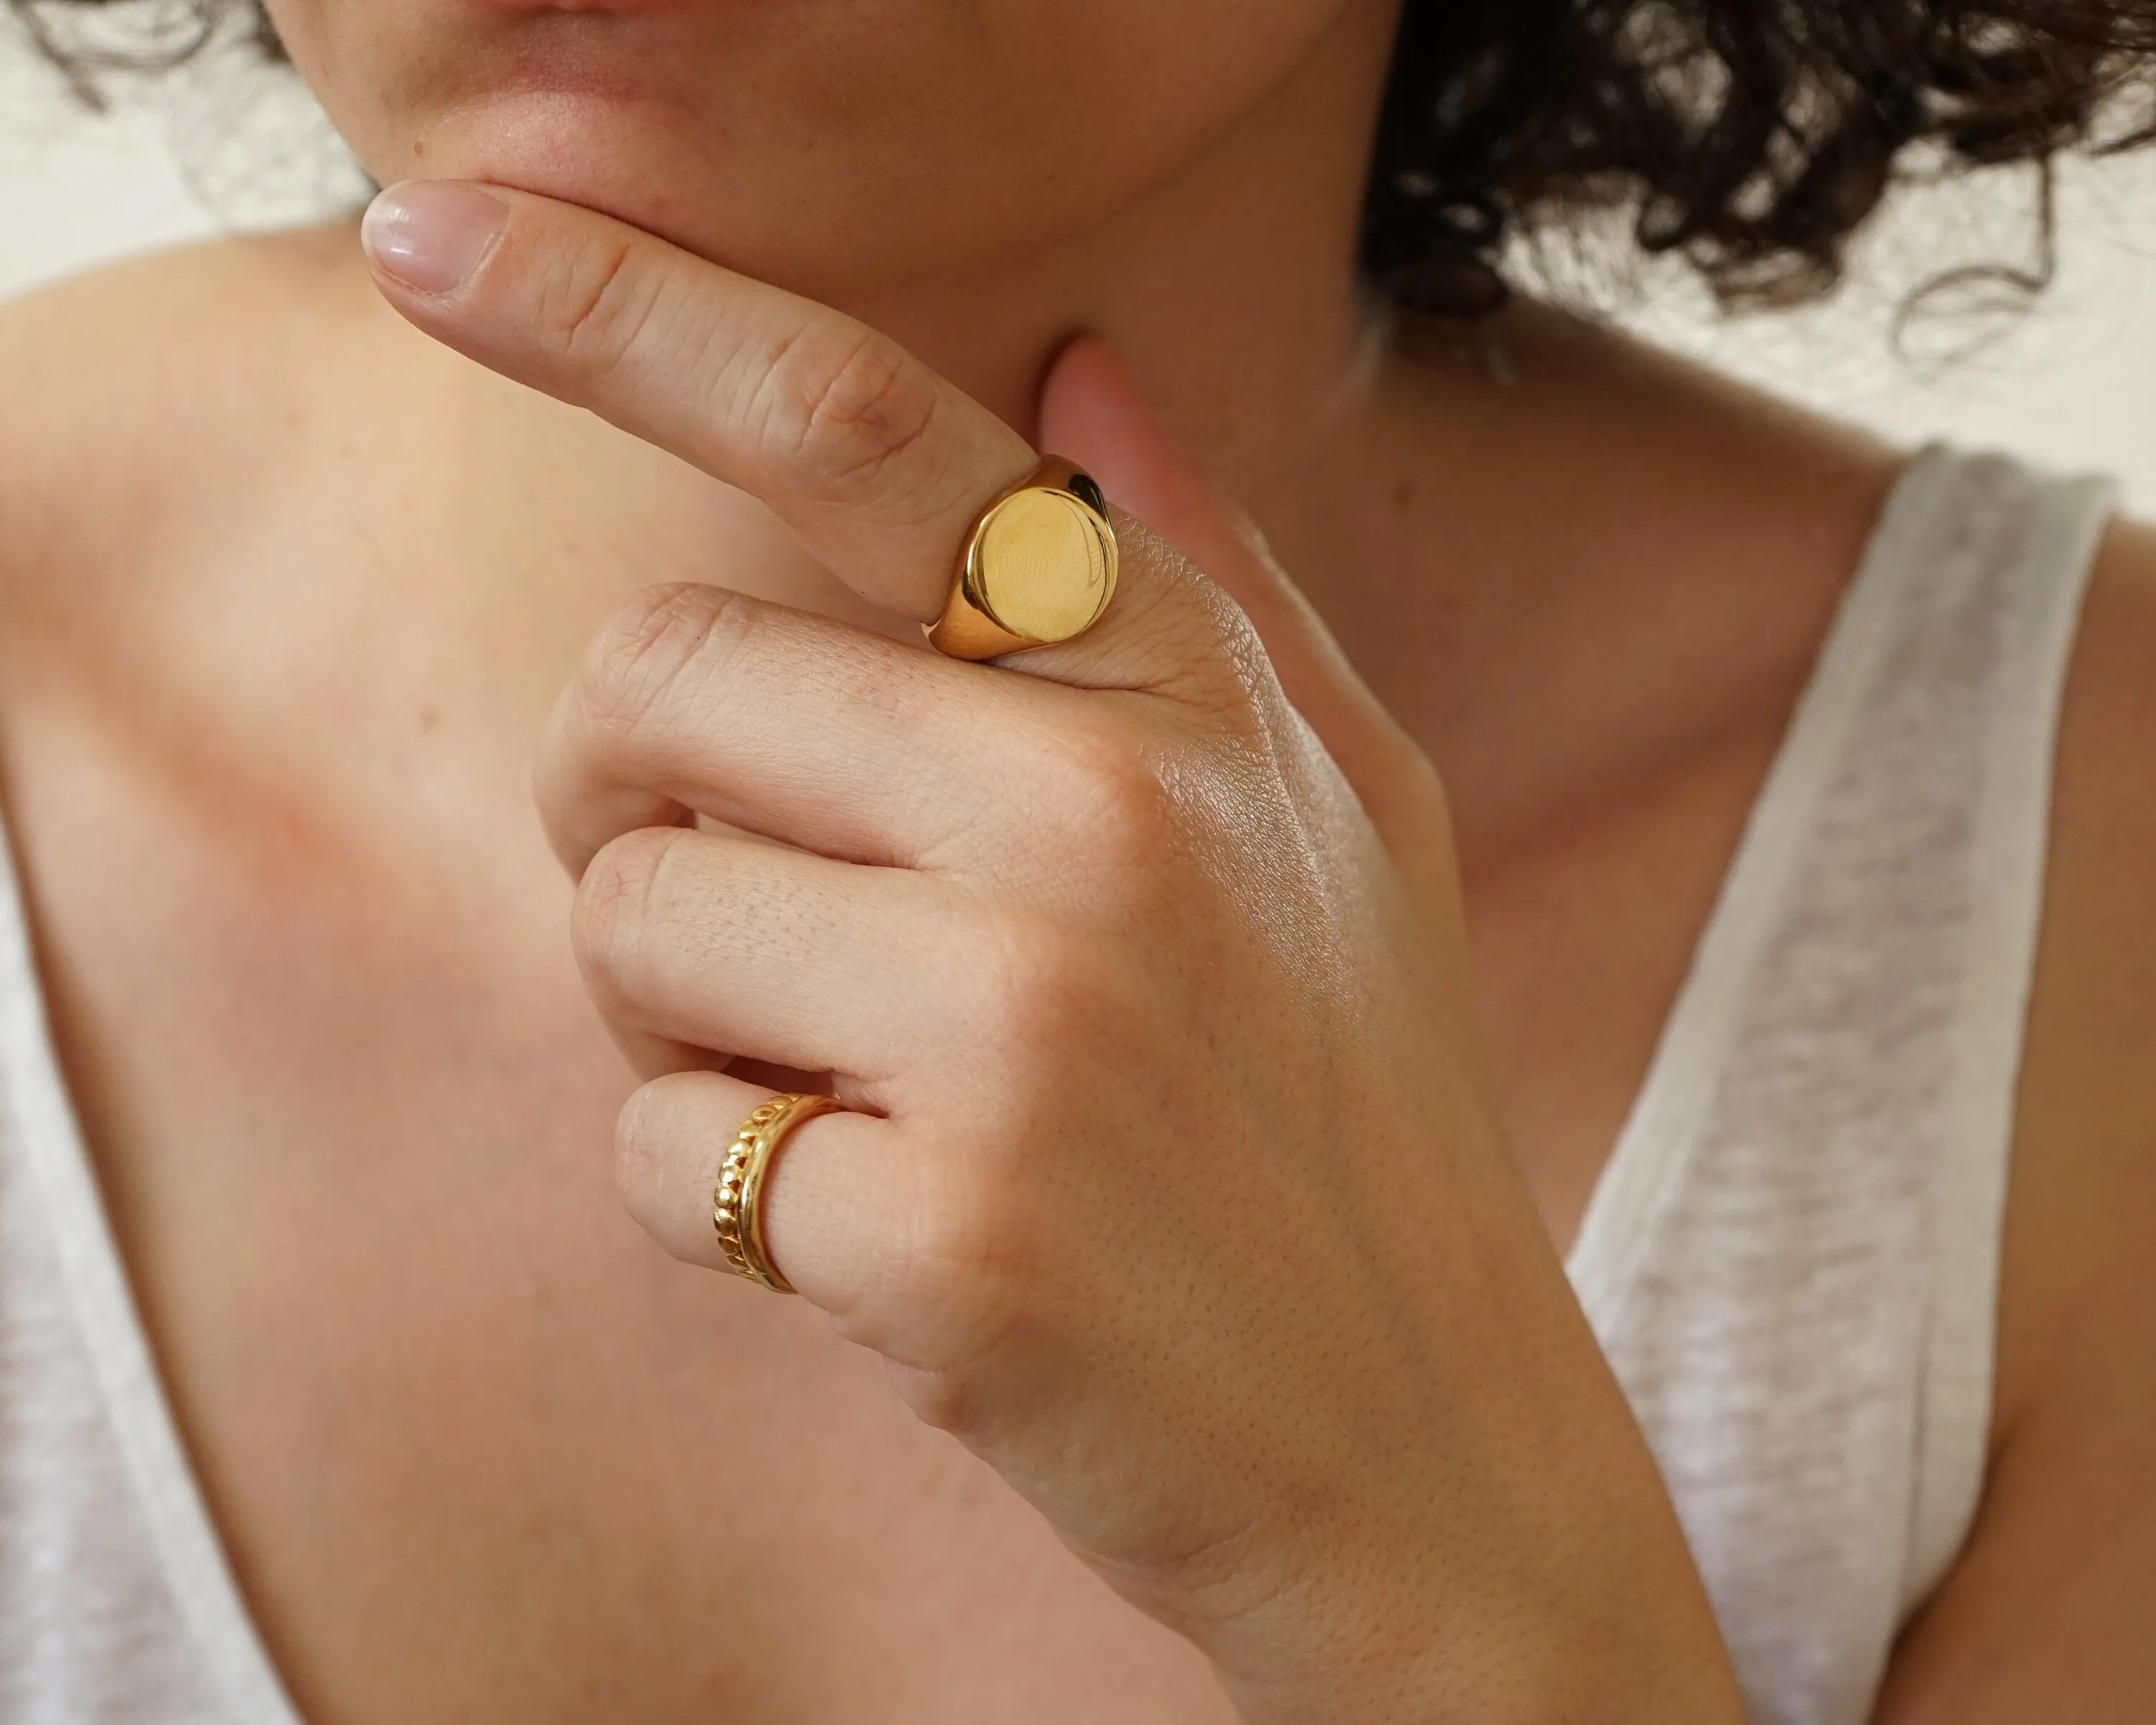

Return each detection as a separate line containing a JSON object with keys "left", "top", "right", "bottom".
{"left": 1874, "top": 515, "right": 2156, "bottom": 1721}
{"left": 0, "top": 221, "right": 374, "bottom": 614}
{"left": 2012, "top": 512, "right": 2156, "bottom": 1377}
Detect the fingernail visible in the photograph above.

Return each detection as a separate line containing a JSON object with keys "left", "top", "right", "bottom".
{"left": 361, "top": 181, "right": 508, "bottom": 295}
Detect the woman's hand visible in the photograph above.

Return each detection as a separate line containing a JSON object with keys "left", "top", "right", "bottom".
{"left": 362, "top": 181, "right": 1743, "bottom": 1725}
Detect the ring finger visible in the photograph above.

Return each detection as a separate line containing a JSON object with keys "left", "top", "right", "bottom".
{"left": 622, "top": 1069, "right": 983, "bottom": 1366}
{"left": 617, "top": 1067, "right": 899, "bottom": 1309}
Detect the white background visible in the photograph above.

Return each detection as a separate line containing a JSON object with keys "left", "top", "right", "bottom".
{"left": 5, "top": 20, "right": 2155, "bottom": 509}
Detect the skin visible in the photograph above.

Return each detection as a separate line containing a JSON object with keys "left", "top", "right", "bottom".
{"left": 0, "top": 0, "right": 2148, "bottom": 1719}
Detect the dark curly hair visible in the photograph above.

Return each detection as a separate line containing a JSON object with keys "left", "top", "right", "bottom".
{"left": 14, "top": 0, "right": 2156, "bottom": 313}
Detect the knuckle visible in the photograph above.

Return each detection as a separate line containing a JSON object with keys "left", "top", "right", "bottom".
{"left": 967, "top": 910, "right": 1111, "bottom": 1049}
{"left": 873, "top": 1165, "right": 1024, "bottom": 1368}
{"left": 537, "top": 229, "right": 663, "bottom": 383}
{"left": 898, "top": 1183, "right": 1004, "bottom": 1309}
{"left": 755, "top": 321, "right": 940, "bottom": 490}
{"left": 1207, "top": 594, "right": 1273, "bottom": 696}
{"left": 1120, "top": 527, "right": 1272, "bottom": 708}
{"left": 573, "top": 825, "right": 681, "bottom": 995}
{"left": 578, "top": 582, "right": 760, "bottom": 749}
{"left": 1182, "top": 583, "right": 1274, "bottom": 717}
{"left": 612, "top": 1082, "right": 671, "bottom": 1214}
{"left": 1044, "top": 714, "right": 1180, "bottom": 870}
{"left": 611, "top": 1075, "right": 713, "bottom": 1245}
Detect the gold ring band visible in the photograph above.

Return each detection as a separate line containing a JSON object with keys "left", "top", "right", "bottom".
{"left": 926, "top": 455, "right": 1119, "bottom": 661}
{"left": 714, "top": 1092, "right": 842, "bottom": 1294}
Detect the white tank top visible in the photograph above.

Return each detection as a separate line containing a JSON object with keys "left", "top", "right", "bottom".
{"left": 0, "top": 446, "right": 2116, "bottom": 1725}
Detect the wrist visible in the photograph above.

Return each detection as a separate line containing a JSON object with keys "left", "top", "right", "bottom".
{"left": 1189, "top": 1331, "right": 1746, "bottom": 1725}
{"left": 1217, "top": 1574, "right": 1746, "bottom": 1725}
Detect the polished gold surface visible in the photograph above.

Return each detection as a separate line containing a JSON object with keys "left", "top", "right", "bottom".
{"left": 927, "top": 456, "right": 1119, "bottom": 660}
{"left": 713, "top": 1092, "right": 843, "bottom": 1294}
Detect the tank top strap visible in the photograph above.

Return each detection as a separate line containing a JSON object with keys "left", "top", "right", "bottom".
{"left": 1566, "top": 445, "right": 2116, "bottom": 1725}
{"left": 1897, "top": 449, "right": 2116, "bottom": 1598}
{"left": 0, "top": 796, "right": 298, "bottom": 1721}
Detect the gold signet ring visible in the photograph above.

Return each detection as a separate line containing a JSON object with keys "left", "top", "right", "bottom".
{"left": 926, "top": 456, "right": 1120, "bottom": 661}
{"left": 714, "top": 1092, "right": 843, "bottom": 1294}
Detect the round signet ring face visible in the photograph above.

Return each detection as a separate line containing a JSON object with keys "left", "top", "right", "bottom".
{"left": 926, "top": 459, "right": 1119, "bottom": 661}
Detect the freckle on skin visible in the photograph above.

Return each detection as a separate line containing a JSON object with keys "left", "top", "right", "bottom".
{"left": 420, "top": 706, "right": 441, "bottom": 732}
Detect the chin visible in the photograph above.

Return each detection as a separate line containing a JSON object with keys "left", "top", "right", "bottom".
{"left": 354, "top": 109, "right": 849, "bottom": 303}
{"left": 339, "top": 70, "right": 1080, "bottom": 310}
{"left": 395, "top": 96, "right": 715, "bottom": 239}
{"left": 374, "top": 114, "right": 1149, "bottom": 318}
{"left": 287, "top": 0, "right": 1317, "bottom": 305}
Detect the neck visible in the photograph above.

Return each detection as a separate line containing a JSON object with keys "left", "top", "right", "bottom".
{"left": 420, "top": 0, "right": 1419, "bottom": 685}
{"left": 395, "top": 0, "right": 1888, "bottom": 854}
{"left": 834, "top": 0, "right": 1402, "bottom": 584}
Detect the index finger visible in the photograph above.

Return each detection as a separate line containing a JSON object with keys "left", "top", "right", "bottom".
{"left": 361, "top": 178, "right": 1037, "bottom": 625}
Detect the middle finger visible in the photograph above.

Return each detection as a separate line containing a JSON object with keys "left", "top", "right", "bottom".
{"left": 537, "top": 579, "right": 1072, "bottom": 878}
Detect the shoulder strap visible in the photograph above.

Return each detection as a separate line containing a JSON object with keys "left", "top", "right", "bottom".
{"left": 0, "top": 810, "right": 300, "bottom": 1722}
{"left": 1903, "top": 451, "right": 2115, "bottom": 1606}
{"left": 1568, "top": 446, "right": 2115, "bottom": 1724}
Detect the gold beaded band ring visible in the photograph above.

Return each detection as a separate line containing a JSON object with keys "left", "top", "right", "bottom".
{"left": 714, "top": 1092, "right": 842, "bottom": 1294}
{"left": 926, "top": 456, "right": 1119, "bottom": 661}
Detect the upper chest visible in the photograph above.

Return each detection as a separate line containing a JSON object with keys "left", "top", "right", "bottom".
{"left": 0, "top": 403, "right": 1834, "bottom": 1723}
{"left": 0, "top": 694, "right": 1254, "bottom": 1721}
{"left": 0, "top": 642, "right": 1759, "bottom": 1725}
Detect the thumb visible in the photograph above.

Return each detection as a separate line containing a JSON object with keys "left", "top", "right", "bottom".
{"left": 1038, "top": 336, "right": 1450, "bottom": 857}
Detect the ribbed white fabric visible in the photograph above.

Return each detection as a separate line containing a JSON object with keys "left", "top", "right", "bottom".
{"left": 0, "top": 817, "right": 295, "bottom": 1718}
{"left": 1567, "top": 446, "right": 2114, "bottom": 1724}
{"left": 0, "top": 448, "right": 2114, "bottom": 1724}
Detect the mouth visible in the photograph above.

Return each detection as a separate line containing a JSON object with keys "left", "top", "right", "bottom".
{"left": 373, "top": 4, "right": 748, "bottom": 248}
{"left": 415, "top": 4, "right": 706, "bottom": 109}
